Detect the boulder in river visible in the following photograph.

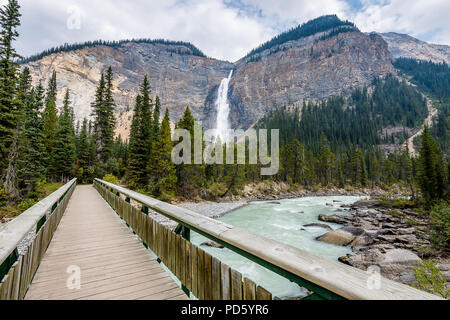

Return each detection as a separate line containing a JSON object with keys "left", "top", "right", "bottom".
{"left": 316, "top": 227, "right": 376, "bottom": 246}
{"left": 318, "top": 214, "right": 347, "bottom": 224}
{"left": 267, "top": 201, "right": 281, "bottom": 205}
{"left": 340, "top": 248, "right": 422, "bottom": 285}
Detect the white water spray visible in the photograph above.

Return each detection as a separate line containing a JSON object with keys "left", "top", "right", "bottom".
{"left": 215, "top": 70, "right": 233, "bottom": 142}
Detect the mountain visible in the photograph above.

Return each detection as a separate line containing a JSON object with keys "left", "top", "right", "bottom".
{"left": 23, "top": 15, "right": 443, "bottom": 137}
{"left": 380, "top": 32, "right": 450, "bottom": 64}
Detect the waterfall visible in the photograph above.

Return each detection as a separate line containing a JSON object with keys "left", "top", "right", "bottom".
{"left": 215, "top": 70, "right": 233, "bottom": 142}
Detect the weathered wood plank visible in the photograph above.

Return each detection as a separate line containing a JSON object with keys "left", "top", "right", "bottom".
{"left": 197, "top": 248, "right": 205, "bottom": 300}
{"left": 204, "top": 252, "right": 212, "bottom": 300}
{"left": 185, "top": 240, "right": 191, "bottom": 292}
{"left": 230, "top": 269, "right": 242, "bottom": 300}
{"left": 191, "top": 244, "right": 198, "bottom": 297}
{"left": 243, "top": 277, "right": 256, "bottom": 300}
{"left": 256, "top": 286, "right": 272, "bottom": 300}
{"left": 212, "top": 257, "right": 221, "bottom": 300}
{"left": 220, "top": 263, "right": 231, "bottom": 300}
{"left": 180, "top": 237, "right": 186, "bottom": 286}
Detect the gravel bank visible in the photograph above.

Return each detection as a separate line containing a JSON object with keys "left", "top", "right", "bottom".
{"left": 147, "top": 200, "right": 248, "bottom": 230}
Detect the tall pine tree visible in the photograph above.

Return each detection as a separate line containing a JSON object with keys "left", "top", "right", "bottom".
{"left": 49, "top": 89, "right": 75, "bottom": 182}
{"left": 0, "top": 0, "right": 21, "bottom": 196}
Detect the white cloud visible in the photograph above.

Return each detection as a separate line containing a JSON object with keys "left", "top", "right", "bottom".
{"left": 349, "top": 0, "right": 450, "bottom": 45}
{"left": 1, "top": 0, "right": 449, "bottom": 62}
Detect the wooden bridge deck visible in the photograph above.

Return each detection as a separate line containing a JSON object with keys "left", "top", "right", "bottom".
{"left": 25, "top": 185, "right": 187, "bottom": 300}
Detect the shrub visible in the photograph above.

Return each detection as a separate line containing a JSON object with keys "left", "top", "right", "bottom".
{"left": 429, "top": 204, "right": 450, "bottom": 250}
{"left": 0, "top": 187, "right": 8, "bottom": 207}
{"left": 17, "top": 198, "right": 37, "bottom": 212}
{"left": 413, "top": 260, "right": 449, "bottom": 298}
{"left": 102, "top": 174, "right": 119, "bottom": 185}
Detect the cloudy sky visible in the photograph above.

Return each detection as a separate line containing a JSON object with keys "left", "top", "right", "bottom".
{"left": 3, "top": 0, "right": 450, "bottom": 62}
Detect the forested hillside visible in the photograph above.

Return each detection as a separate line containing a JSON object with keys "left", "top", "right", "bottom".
{"left": 394, "top": 58, "right": 450, "bottom": 152}
{"left": 257, "top": 75, "right": 428, "bottom": 152}
{"left": 245, "top": 14, "right": 358, "bottom": 59}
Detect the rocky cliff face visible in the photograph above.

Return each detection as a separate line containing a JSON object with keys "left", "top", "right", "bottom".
{"left": 25, "top": 25, "right": 396, "bottom": 137}
{"left": 380, "top": 32, "right": 450, "bottom": 64}
{"left": 221, "top": 31, "right": 394, "bottom": 130}
{"left": 25, "top": 42, "right": 233, "bottom": 137}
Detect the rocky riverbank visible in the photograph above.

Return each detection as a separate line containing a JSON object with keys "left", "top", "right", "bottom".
{"left": 316, "top": 199, "right": 450, "bottom": 287}
{"left": 220, "top": 182, "right": 391, "bottom": 202}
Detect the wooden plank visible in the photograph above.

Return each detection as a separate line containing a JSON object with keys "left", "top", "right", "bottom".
{"left": 204, "top": 252, "right": 212, "bottom": 300}
{"left": 180, "top": 237, "right": 186, "bottom": 286}
{"left": 185, "top": 240, "right": 191, "bottom": 292}
{"left": 211, "top": 257, "right": 221, "bottom": 300}
{"left": 230, "top": 269, "right": 242, "bottom": 300}
{"left": 220, "top": 263, "right": 231, "bottom": 300}
{"left": 191, "top": 244, "right": 198, "bottom": 297}
{"left": 11, "top": 258, "right": 23, "bottom": 300}
{"left": 175, "top": 235, "right": 182, "bottom": 280}
{"left": 256, "top": 286, "right": 272, "bottom": 300}
{"left": 197, "top": 248, "right": 205, "bottom": 300}
{"left": 243, "top": 278, "right": 256, "bottom": 300}
{"left": 0, "top": 274, "right": 10, "bottom": 300}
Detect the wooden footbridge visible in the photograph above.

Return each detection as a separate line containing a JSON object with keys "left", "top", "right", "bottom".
{"left": 0, "top": 179, "right": 442, "bottom": 300}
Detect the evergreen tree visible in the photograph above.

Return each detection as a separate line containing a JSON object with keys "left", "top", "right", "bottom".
{"left": 0, "top": 0, "right": 21, "bottom": 191}
{"left": 140, "top": 75, "right": 153, "bottom": 160}
{"left": 17, "top": 82, "right": 46, "bottom": 193}
{"left": 91, "top": 68, "right": 116, "bottom": 164}
{"left": 42, "top": 71, "right": 58, "bottom": 169}
{"left": 75, "top": 118, "right": 91, "bottom": 183}
{"left": 49, "top": 89, "right": 75, "bottom": 182}
{"left": 175, "top": 107, "right": 205, "bottom": 196}
{"left": 152, "top": 96, "right": 161, "bottom": 140}
{"left": 417, "top": 126, "right": 446, "bottom": 203}
{"left": 127, "top": 95, "right": 147, "bottom": 187}
{"left": 148, "top": 109, "right": 177, "bottom": 199}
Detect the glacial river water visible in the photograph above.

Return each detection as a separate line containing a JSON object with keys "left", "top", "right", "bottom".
{"left": 190, "top": 196, "right": 365, "bottom": 299}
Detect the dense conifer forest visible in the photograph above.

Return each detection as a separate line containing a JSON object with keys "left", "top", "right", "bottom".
{"left": 18, "top": 38, "right": 206, "bottom": 64}
{"left": 245, "top": 14, "right": 358, "bottom": 59}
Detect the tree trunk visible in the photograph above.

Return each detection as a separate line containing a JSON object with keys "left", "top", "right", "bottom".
{"left": 3, "top": 127, "right": 20, "bottom": 203}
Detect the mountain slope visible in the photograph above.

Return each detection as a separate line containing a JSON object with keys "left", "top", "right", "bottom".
{"left": 23, "top": 16, "right": 401, "bottom": 136}
{"left": 380, "top": 32, "right": 450, "bottom": 64}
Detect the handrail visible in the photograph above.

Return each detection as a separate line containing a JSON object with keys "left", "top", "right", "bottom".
{"left": 0, "top": 178, "right": 77, "bottom": 267}
{"left": 94, "top": 178, "right": 442, "bottom": 300}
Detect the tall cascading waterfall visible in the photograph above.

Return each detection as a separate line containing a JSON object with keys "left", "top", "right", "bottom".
{"left": 215, "top": 70, "right": 233, "bottom": 142}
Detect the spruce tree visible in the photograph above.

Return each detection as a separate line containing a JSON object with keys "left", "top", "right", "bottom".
{"left": 42, "top": 71, "right": 58, "bottom": 169}
{"left": 76, "top": 118, "right": 90, "bottom": 183}
{"left": 49, "top": 89, "right": 75, "bottom": 182}
{"left": 148, "top": 109, "right": 177, "bottom": 199}
{"left": 127, "top": 95, "right": 146, "bottom": 187}
{"left": 175, "top": 107, "right": 205, "bottom": 196}
{"left": 152, "top": 96, "right": 161, "bottom": 140}
{"left": 140, "top": 75, "right": 153, "bottom": 159}
{"left": 0, "top": 0, "right": 21, "bottom": 187}
{"left": 417, "top": 126, "right": 445, "bottom": 203}
{"left": 17, "top": 82, "right": 46, "bottom": 193}
{"left": 99, "top": 67, "right": 116, "bottom": 162}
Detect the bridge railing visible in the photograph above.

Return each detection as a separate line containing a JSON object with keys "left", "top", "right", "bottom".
{"left": 0, "top": 178, "right": 77, "bottom": 300}
{"left": 94, "top": 178, "right": 441, "bottom": 300}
